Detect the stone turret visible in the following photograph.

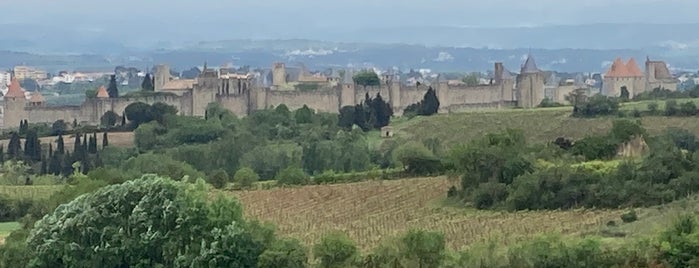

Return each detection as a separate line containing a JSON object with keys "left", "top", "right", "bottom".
{"left": 435, "top": 74, "right": 449, "bottom": 113}
{"left": 192, "top": 63, "right": 219, "bottom": 117}
{"left": 28, "top": 92, "right": 45, "bottom": 106}
{"left": 516, "top": 55, "right": 545, "bottom": 108}
{"left": 272, "top": 62, "right": 286, "bottom": 87}
{"left": 340, "top": 70, "right": 355, "bottom": 108}
{"left": 154, "top": 64, "right": 171, "bottom": 92}
{"left": 4, "top": 77, "right": 27, "bottom": 128}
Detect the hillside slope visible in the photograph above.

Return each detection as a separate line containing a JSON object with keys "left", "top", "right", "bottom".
{"left": 234, "top": 177, "right": 621, "bottom": 251}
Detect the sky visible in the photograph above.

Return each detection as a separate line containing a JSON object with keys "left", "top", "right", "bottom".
{"left": 0, "top": 0, "right": 697, "bottom": 45}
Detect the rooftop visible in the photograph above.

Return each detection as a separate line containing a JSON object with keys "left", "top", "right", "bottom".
{"left": 605, "top": 57, "right": 643, "bottom": 77}
{"left": 5, "top": 78, "right": 25, "bottom": 98}
{"left": 96, "top": 85, "right": 109, "bottom": 98}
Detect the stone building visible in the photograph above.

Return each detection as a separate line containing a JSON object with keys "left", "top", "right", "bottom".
{"left": 1, "top": 56, "right": 554, "bottom": 129}
{"left": 602, "top": 57, "right": 677, "bottom": 98}
{"left": 645, "top": 57, "right": 678, "bottom": 92}
{"left": 515, "top": 55, "right": 546, "bottom": 108}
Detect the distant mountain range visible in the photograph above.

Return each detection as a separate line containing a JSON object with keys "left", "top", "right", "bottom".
{"left": 2, "top": 23, "right": 699, "bottom": 73}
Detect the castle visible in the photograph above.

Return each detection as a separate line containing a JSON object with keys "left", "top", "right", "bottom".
{"left": 0, "top": 55, "right": 676, "bottom": 129}
{"left": 602, "top": 57, "right": 677, "bottom": 97}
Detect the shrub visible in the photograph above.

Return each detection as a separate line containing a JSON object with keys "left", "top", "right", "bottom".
{"left": 26, "top": 176, "right": 266, "bottom": 267}
{"left": 275, "top": 167, "right": 309, "bottom": 186}
{"left": 313, "top": 232, "right": 358, "bottom": 268}
{"left": 647, "top": 102, "right": 659, "bottom": 114}
{"left": 621, "top": 210, "right": 638, "bottom": 223}
{"left": 258, "top": 238, "right": 308, "bottom": 268}
{"left": 472, "top": 182, "right": 508, "bottom": 209}
{"left": 209, "top": 169, "right": 230, "bottom": 189}
{"left": 234, "top": 167, "right": 259, "bottom": 188}
{"left": 665, "top": 100, "right": 679, "bottom": 116}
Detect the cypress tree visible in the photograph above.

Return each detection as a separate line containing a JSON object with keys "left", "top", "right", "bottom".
{"left": 61, "top": 151, "right": 73, "bottom": 176}
{"left": 0, "top": 144, "right": 4, "bottom": 163}
{"left": 121, "top": 114, "right": 126, "bottom": 126}
{"left": 420, "top": 87, "right": 440, "bottom": 116}
{"left": 94, "top": 151, "right": 103, "bottom": 168}
{"left": 73, "top": 134, "right": 81, "bottom": 156}
{"left": 24, "top": 130, "right": 34, "bottom": 161}
{"left": 141, "top": 73, "right": 154, "bottom": 91}
{"left": 82, "top": 133, "right": 88, "bottom": 156}
{"left": 40, "top": 156, "right": 47, "bottom": 175}
{"left": 57, "top": 135, "right": 65, "bottom": 155}
{"left": 48, "top": 143, "right": 53, "bottom": 158}
{"left": 8, "top": 132, "right": 21, "bottom": 160}
{"left": 88, "top": 135, "right": 96, "bottom": 154}
{"left": 102, "top": 132, "right": 109, "bottom": 147}
{"left": 48, "top": 154, "right": 61, "bottom": 175}
{"left": 107, "top": 75, "right": 119, "bottom": 98}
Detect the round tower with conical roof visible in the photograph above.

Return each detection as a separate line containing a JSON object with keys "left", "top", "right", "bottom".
{"left": 3, "top": 77, "right": 28, "bottom": 128}
{"left": 515, "top": 55, "right": 546, "bottom": 108}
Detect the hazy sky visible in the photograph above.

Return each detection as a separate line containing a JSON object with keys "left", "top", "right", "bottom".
{"left": 0, "top": 0, "right": 697, "bottom": 44}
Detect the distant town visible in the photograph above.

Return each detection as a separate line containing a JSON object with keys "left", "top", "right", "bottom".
{"left": 0, "top": 55, "right": 691, "bottom": 128}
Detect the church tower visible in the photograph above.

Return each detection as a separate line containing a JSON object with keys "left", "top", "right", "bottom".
{"left": 515, "top": 55, "right": 545, "bottom": 108}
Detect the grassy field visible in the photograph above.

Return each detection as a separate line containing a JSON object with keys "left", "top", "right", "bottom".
{"left": 389, "top": 103, "right": 699, "bottom": 147}
{"left": 0, "top": 131, "right": 135, "bottom": 149}
{"left": 0, "top": 222, "right": 20, "bottom": 245}
{"left": 234, "top": 176, "right": 624, "bottom": 251}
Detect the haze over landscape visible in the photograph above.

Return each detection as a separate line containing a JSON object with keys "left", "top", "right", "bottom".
{"left": 2, "top": 0, "right": 699, "bottom": 72}
{"left": 6, "top": 1, "right": 699, "bottom": 267}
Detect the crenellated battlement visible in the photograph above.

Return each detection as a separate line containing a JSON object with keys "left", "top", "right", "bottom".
{"left": 1, "top": 59, "right": 546, "bottom": 129}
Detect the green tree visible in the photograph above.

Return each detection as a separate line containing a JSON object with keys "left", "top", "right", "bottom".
{"left": 294, "top": 105, "right": 314, "bottom": 124}
{"left": 400, "top": 229, "right": 446, "bottom": 267}
{"left": 314, "top": 232, "right": 358, "bottom": 268}
{"left": 392, "top": 141, "right": 441, "bottom": 175}
{"left": 50, "top": 120, "right": 66, "bottom": 136}
{"left": 353, "top": 70, "right": 380, "bottom": 87}
{"left": 102, "top": 132, "right": 109, "bottom": 148}
{"left": 421, "top": 87, "right": 440, "bottom": 115}
{"left": 88, "top": 132, "right": 98, "bottom": 154}
{"left": 666, "top": 99, "right": 679, "bottom": 116}
{"left": 124, "top": 102, "right": 155, "bottom": 127}
{"left": 276, "top": 166, "right": 309, "bottom": 186}
{"left": 141, "top": 73, "right": 154, "bottom": 91}
{"left": 338, "top": 106, "right": 356, "bottom": 130}
{"left": 572, "top": 95, "right": 619, "bottom": 117}
{"left": 26, "top": 176, "right": 266, "bottom": 267}
{"left": 106, "top": 74, "right": 119, "bottom": 98}
{"left": 7, "top": 132, "right": 22, "bottom": 160}
{"left": 234, "top": 167, "right": 260, "bottom": 188}
{"left": 208, "top": 169, "right": 229, "bottom": 189}
{"left": 134, "top": 122, "right": 165, "bottom": 151}
{"left": 151, "top": 102, "right": 178, "bottom": 124}
{"left": 100, "top": 111, "right": 120, "bottom": 128}
{"left": 56, "top": 134, "right": 65, "bottom": 155}
{"left": 258, "top": 238, "right": 308, "bottom": 268}
{"left": 620, "top": 86, "right": 630, "bottom": 101}
{"left": 657, "top": 215, "right": 699, "bottom": 267}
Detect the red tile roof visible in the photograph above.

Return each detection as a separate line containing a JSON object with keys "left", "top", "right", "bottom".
{"left": 625, "top": 58, "right": 644, "bottom": 77}
{"left": 5, "top": 78, "right": 25, "bottom": 98}
{"left": 96, "top": 85, "right": 109, "bottom": 98}
{"left": 29, "top": 92, "right": 45, "bottom": 103}
{"left": 605, "top": 57, "right": 643, "bottom": 78}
